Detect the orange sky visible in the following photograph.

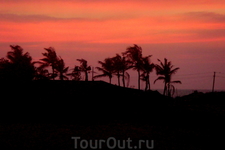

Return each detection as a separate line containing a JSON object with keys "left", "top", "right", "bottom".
{"left": 0, "top": 0, "right": 225, "bottom": 91}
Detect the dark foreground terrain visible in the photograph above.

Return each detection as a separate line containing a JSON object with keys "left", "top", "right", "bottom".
{"left": 1, "top": 81, "right": 225, "bottom": 149}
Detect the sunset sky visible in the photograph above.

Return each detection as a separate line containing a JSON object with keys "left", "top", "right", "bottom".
{"left": 0, "top": 0, "right": 225, "bottom": 91}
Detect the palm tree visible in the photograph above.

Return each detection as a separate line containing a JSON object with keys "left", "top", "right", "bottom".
{"left": 2, "top": 45, "right": 35, "bottom": 81}
{"left": 111, "top": 54, "right": 132, "bottom": 87}
{"left": 7, "top": 45, "right": 29, "bottom": 63}
{"left": 111, "top": 55, "right": 122, "bottom": 86}
{"left": 154, "top": 58, "right": 181, "bottom": 97}
{"left": 67, "top": 66, "right": 81, "bottom": 81}
{"left": 76, "top": 59, "right": 91, "bottom": 81}
{"left": 38, "top": 47, "right": 58, "bottom": 80}
{"left": 112, "top": 54, "right": 127, "bottom": 87}
{"left": 55, "top": 57, "right": 69, "bottom": 80}
{"left": 123, "top": 44, "right": 143, "bottom": 90}
{"left": 140, "top": 55, "right": 154, "bottom": 91}
{"left": 94, "top": 58, "right": 114, "bottom": 84}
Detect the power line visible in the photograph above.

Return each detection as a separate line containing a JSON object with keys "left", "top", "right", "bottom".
{"left": 177, "top": 76, "right": 211, "bottom": 80}
{"left": 180, "top": 77, "right": 212, "bottom": 83}
{"left": 176, "top": 72, "right": 212, "bottom": 77}
{"left": 217, "top": 76, "right": 225, "bottom": 79}
{"left": 219, "top": 72, "right": 225, "bottom": 75}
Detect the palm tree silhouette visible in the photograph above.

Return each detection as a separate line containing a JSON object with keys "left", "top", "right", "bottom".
{"left": 38, "top": 47, "right": 58, "bottom": 80}
{"left": 154, "top": 58, "right": 181, "bottom": 97}
{"left": 76, "top": 59, "right": 91, "bottom": 81}
{"left": 111, "top": 54, "right": 131, "bottom": 87}
{"left": 94, "top": 58, "right": 114, "bottom": 84}
{"left": 7, "top": 45, "right": 29, "bottom": 62}
{"left": 67, "top": 66, "right": 81, "bottom": 81}
{"left": 55, "top": 57, "right": 69, "bottom": 80}
{"left": 123, "top": 44, "right": 143, "bottom": 90}
{"left": 1, "top": 45, "right": 35, "bottom": 81}
{"left": 140, "top": 55, "right": 154, "bottom": 91}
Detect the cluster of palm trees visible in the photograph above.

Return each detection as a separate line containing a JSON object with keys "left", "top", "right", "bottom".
{"left": 34, "top": 47, "right": 93, "bottom": 81}
{"left": 94, "top": 44, "right": 154, "bottom": 91}
{"left": 0, "top": 44, "right": 181, "bottom": 97}
{"left": 94, "top": 44, "right": 182, "bottom": 97}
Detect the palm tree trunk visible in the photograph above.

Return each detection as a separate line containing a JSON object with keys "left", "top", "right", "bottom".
{"left": 117, "top": 72, "right": 120, "bottom": 86}
{"left": 145, "top": 74, "right": 150, "bottom": 91}
{"left": 85, "top": 71, "right": 88, "bottom": 81}
{"left": 145, "top": 81, "right": 148, "bottom": 91}
{"left": 148, "top": 74, "right": 151, "bottom": 90}
{"left": 167, "top": 83, "right": 171, "bottom": 97}
{"left": 163, "top": 82, "right": 167, "bottom": 96}
{"left": 138, "top": 69, "right": 140, "bottom": 90}
{"left": 52, "top": 67, "right": 55, "bottom": 80}
{"left": 122, "top": 70, "right": 125, "bottom": 87}
{"left": 109, "top": 77, "right": 112, "bottom": 84}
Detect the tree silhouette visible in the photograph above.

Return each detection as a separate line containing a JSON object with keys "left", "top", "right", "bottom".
{"left": 123, "top": 44, "right": 143, "bottom": 90}
{"left": 67, "top": 66, "right": 81, "bottom": 81}
{"left": 140, "top": 55, "right": 154, "bottom": 91}
{"left": 0, "top": 45, "right": 35, "bottom": 81}
{"left": 0, "top": 58, "right": 11, "bottom": 80}
{"left": 94, "top": 58, "right": 114, "bottom": 84}
{"left": 154, "top": 58, "right": 181, "bottom": 97}
{"left": 37, "top": 47, "right": 58, "bottom": 80}
{"left": 111, "top": 54, "right": 132, "bottom": 87}
{"left": 55, "top": 57, "right": 69, "bottom": 80}
{"left": 76, "top": 59, "right": 91, "bottom": 81}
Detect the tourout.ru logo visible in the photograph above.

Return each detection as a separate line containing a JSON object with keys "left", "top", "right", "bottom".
{"left": 71, "top": 137, "right": 154, "bottom": 149}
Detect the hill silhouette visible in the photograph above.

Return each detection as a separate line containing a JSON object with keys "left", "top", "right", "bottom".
{"left": 1, "top": 80, "right": 225, "bottom": 123}
{"left": 1, "top": 80, "right": 170, "bottom": 123}
{"left": 1, "top": 81, "right": 225, "bottom": 149}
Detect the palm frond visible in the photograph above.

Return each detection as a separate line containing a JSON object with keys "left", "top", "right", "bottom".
{"left": 98, "top": 61, "right": 104, "bottom": 65}
{"left": 169, "top": 84, "right": 176, "bottom": 97}
{"left": 154, "top": 76, "right": 165, "bottom": 84}
{"left": 157, "top": 59, "right": 164, "bottom": 69}
{"left": 63, "top": 67, "right": 69, "bottom": 73}
{"left": 93, "top": 74, "right": 108, "bottom": 79}
{"left": 170, "top": 67, "right": 180, "bottom": 75}
{"left": 95, "top": 67, "right": 107, "bottom": 72}
{"left": 40, "top": 58, "right": 50, "bottom": 63}
{"left": 62, "top": 75, "right": 69, "bottom": 80}
{"left": 6, "top": 55, "right": 15, "bottom": 62}
{"left": 171, "top": 80, "right": 182, "bottom": 84}
{"left": 154, "top": 64, "right": 164, "bottom": 74}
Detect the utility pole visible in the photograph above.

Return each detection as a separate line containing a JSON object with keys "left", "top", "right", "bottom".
{"left": 212, "top": 72, "right": 216, "bottom": 92}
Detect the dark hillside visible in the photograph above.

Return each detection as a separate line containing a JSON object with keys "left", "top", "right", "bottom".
{"left": 1, "top": 81, "right": 225, "bottom": 124}
{"left": 1, "top": 81, "right": 225, "bottom": 149}
{"left": 0, "top": 80, "right": 170, "bottom": 123}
